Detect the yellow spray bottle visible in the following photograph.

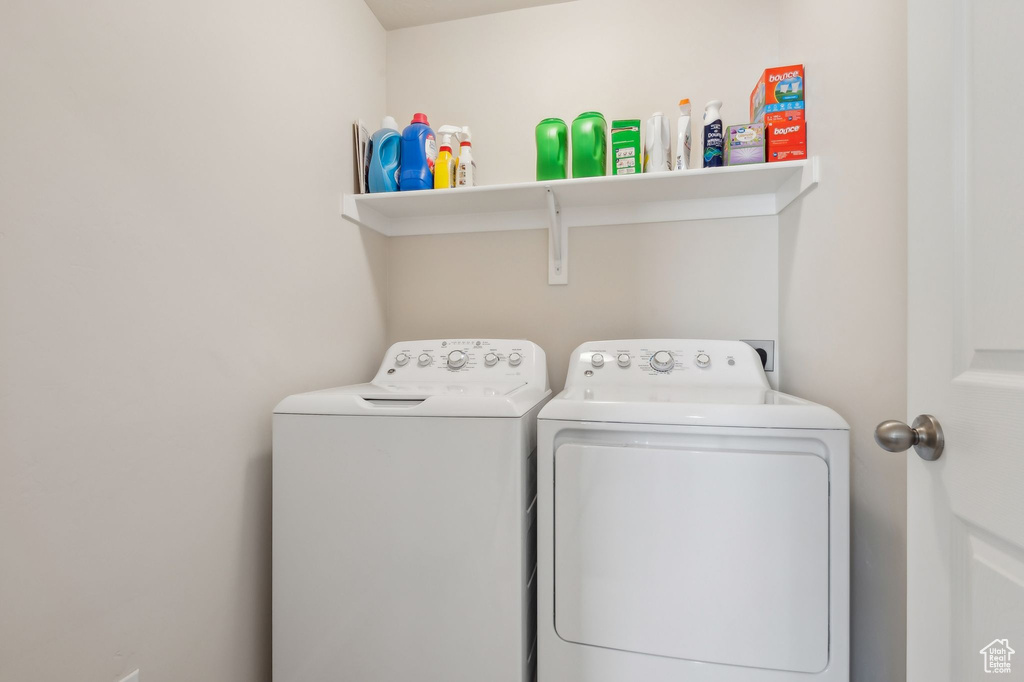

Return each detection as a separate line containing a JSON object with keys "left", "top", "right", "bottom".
{"left": 434, "top": 125, "right": 460, "bottom": 189}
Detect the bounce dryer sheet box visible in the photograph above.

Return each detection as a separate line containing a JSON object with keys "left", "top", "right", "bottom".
{"left": 751, "top": 64, "right": 805, "bottom": 123}
{"left": 725, "top": 124, "right": 765, "bottom": 166}
{"left": 611, "top": 119, "right": 641, "bottom": 175}
{"left": 764, "top": 109, "right": 805, "bottom": 126}
{"left": 767, "top": 119, "right": 807, "bottom": 162}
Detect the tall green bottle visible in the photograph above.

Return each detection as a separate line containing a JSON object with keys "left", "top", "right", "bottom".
{"left": 535, "top": 118, "right": 568, "bottom": 181}
{"left": 571, "top": 112, "right": 607, "bottom": 178}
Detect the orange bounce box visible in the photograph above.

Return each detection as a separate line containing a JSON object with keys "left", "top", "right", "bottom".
{"left": 751, "top": 64, "right": 805, "bottom": 123}
{"left": 767, "top": 119, "right": 807, "bottom": 162}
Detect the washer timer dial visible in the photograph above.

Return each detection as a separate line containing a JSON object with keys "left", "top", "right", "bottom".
{"left": 447, "top": 350, "right": 468, "bottom": 369}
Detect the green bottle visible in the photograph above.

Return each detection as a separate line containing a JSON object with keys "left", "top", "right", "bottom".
{"left": 535, "top": 118, "right": 568, "bottom": 181}
{"left": 571, "top": 112, "right": 607, "bottom": 178}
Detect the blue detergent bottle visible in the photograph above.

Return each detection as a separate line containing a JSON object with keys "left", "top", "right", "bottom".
{"left": 399, "top": 113, "right": 436, "bottom": 191}
{"left": 368, "top": 117, "right": 401, "bottom": 193}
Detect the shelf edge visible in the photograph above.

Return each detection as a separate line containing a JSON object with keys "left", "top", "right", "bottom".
{"left": 775, "top": 156, "right": 820, "bottom": 214}
{"left": 339, "top": 157, "right": 819, "bottom": 236}
{"left": 341, "top": 193, "right": 393, "bottom": 235}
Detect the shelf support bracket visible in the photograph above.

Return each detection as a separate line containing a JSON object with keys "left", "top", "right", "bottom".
{"left": 546, "top": 186, "right": 567, "bottom": 285}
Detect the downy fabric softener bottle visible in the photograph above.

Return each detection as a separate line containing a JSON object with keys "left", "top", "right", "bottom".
{"left": 702, "top": 100, "right": 724, "bottom": 168}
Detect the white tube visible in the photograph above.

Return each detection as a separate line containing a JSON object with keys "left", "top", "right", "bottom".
{"left": 675, "top": 99, "right": 692, "bottom": 170}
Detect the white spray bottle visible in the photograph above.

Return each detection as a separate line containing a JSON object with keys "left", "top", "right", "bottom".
{"left": 643, "top": 112, "right": 671, "bottom": 173}
{"left": 456, "top": 126, "right": 476, "bottom": 187}
{"left": 675, "top": 99, "right": 692, "bottom": 170}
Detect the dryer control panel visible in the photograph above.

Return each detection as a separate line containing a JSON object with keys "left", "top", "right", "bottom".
{"left": 372, "top": 339, "right": 549, "bottom": 386}
{"left": 565, "top": 339, "right": 770, "bottom": 388}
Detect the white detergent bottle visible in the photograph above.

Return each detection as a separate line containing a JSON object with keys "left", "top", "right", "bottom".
{"left": 456, "top": 126, "right": 476, "bottom": 187}
{"left": 675, "top": 99, "right": 692, "bottom": 170}
{"left": 643, "top": 112, "right": 671, "bottom": 173}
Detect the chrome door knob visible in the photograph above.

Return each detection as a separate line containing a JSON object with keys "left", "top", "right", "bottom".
{"left": 874, "top": 414, "right": 944, "bottom": 461}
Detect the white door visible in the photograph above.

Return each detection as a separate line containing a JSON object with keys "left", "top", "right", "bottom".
{"left": 905, "top": 0, "right": 1024, "bottom": 679}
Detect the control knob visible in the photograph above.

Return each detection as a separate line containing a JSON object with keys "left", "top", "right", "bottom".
{"left": 447, "top": 350, "right": 468, "bottom": 369}
{"left": 651, "top": 350, "right": 675, "bottom": 372}
{"left": 695, "top": 353, "right": 711, "bottom": 368}
{"left": 417, "top": 353, "right": 432, "bottom": 366}
{"left": 508, "top": 352, "right": 523, "bottom": 367}
{"left": 591, "top": 353, "right": 605, "bottom": 368}
{"left": 395, "top": 353, "right": 410, "bottom": 367}
{"left": 484, "top": 352, "right": 499, "bottom": 367}
{"left": 617, "top": 353, "right": 631, "bottom": 367}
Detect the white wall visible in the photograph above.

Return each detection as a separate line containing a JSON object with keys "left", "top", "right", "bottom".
{"left": 387, "top": 221, "right": 778, "bottom": 390}
{"left": 0, "top": 0, "right": 908, "bottom": 679}
{"left": 776, "top": 1, "right": 908, "bottom": 680}
{"left": 387, "top": 0, "right": 780, "bottom": 187}
{"left": 386, "top": 1, "right": 908, "bottom": 681}
{"left": 0, "top": 1, "right": 387, "bottom": 681}
{"left": 386, "top": 0, "right": 782, "bottom": 389}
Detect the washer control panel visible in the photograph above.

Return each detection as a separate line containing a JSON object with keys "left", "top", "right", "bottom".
{"left": 565, "top": 339, "right": 769, "bottom": 388}
{"left": 374, "top": 339, "right": 547, "bottom": 384}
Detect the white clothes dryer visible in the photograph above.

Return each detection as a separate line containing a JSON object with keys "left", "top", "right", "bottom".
{"left": 537, "top": 340, "right": 849, "bottom": 682}
{"left": 273, "top": 339, "right": 550, "bottom": 682}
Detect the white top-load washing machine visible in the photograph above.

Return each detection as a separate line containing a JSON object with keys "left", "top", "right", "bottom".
{"left": 273, "top": 339, "right": 550, "bottom": 682}
{"left": 538, "top": 340, "right": 849, "bottom": 682}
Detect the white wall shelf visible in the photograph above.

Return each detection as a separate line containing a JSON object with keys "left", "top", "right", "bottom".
{"left": 341, "top": 157, "right": 819, "bottom": 284}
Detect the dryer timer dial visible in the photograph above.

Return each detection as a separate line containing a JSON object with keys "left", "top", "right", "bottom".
{"left": 650, "top": 351, "right": 675, "bottom": 372}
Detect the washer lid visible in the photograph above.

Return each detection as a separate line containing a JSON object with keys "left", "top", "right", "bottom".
{"left": 538, "top": 339, "right": 848, "bottom": 429}
{"left": 275, "top": 339, "right": 551, "bottom": 417}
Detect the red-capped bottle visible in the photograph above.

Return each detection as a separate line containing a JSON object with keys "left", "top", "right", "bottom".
{"left": 399, "top": 113, "right": 436, "bottom": 191}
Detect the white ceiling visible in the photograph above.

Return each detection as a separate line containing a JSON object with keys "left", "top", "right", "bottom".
{"left": 364, "top": 0, "right": 576, "bottom": 30}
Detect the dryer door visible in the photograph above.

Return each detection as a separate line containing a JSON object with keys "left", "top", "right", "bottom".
{"left": 554, "top": 442, "right": 829, "bottom": 673}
